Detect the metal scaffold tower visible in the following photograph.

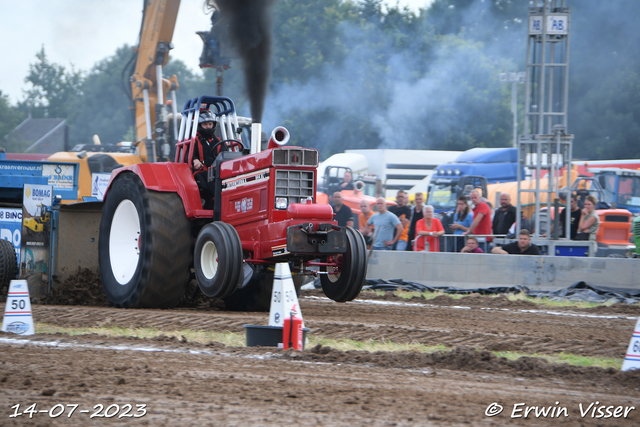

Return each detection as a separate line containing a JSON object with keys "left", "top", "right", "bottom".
{"left": 517, "top": 0, "right": 574, "bottom": 239}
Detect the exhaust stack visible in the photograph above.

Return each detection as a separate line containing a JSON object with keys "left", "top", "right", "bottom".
{"left": 251, "top": 122, "right": 262, "bottom": 154}
{"left": 267, "top": 126, "right": 290, "bottom": 150}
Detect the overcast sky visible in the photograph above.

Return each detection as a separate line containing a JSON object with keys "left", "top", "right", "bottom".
{"left": 0, "top": 0, "right": 434, "bottom": 105}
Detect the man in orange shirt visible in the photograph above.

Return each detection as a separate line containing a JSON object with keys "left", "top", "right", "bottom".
{"left": 358, "top": 201, "right": 374, "bottom": 247}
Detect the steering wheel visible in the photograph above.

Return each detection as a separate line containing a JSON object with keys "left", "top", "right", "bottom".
{"left": 211, "top": 139, "right": 245, "bottom": 155}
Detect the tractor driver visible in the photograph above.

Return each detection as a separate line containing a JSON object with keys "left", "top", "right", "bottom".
{"left": 192, "top": 109, "right": 221, "bottom": 208}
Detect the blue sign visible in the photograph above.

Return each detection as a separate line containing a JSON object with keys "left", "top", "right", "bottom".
{"left": 0, "top": 207, "right": 21, "bottom": 264}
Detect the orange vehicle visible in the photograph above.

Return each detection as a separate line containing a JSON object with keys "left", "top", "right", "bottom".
{"left": 316, "top": 165, "right": 393, "bottom": 216}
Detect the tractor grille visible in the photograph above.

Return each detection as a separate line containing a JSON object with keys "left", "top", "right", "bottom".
{"left": 603, "top": 228, "right": 629, "bottom": 241}
{"left": 634, "top": 219, "right": 640, "bottom": 237}
{"left": 603, "top": 215, "right": 629, "bottom": 223}
{"left": 273, "top": 149, "right": 318, "bottom": 167}
{"left": 275, "top": 170, "right": 315, "bottom": 206}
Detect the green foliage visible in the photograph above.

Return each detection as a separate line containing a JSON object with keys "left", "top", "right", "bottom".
{"left": 64, "top": 46, "right": 134, "bottom": 146}
{"left": 265, "top": 2, "right": 513, "bottom": 157}
{"left": 18, "top": 47, "right": 82, "bottom": 119}
{"left": 272, "top": 0, "right": 354, "bottom": 84}
{"left": 66, "top": 48, "right": 213, "bottom": 147}
{"left": 568, "top": 0, "right": 640, "bottom": 160}
{"left": 0, "top": 91, "right": 27, "bottom": 151}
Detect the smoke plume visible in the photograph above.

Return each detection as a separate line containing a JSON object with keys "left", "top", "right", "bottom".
{"left": 214, "top": 0, "right": 276, "bottom": 123}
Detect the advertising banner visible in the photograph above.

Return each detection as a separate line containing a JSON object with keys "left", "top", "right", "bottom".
{"left": 0, "top": 207, "right": 22, "bottom": 264}
{"left": 91, "top": 173, "right": 111, "bottom": 201}
{"left": 21, "top": 184, "right": 53, "bottom": 296}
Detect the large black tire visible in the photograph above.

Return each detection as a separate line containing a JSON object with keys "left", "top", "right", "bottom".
{"left": 98, "top": 173, "right": 191, "bottom": 308}
{"left": 341, "top": 227, "right": 368, "bottom": 302}
{"left": 321, "top": 226, "right": 367, "bottom": 302}
{"left": 223, "top": 264, "right": 305, "bottom": 312}
{"left": 194, "top": 222, "right": 243, "bottom": 298}
{"left": 0, "top": 239, "right": 18, "bottom": 292}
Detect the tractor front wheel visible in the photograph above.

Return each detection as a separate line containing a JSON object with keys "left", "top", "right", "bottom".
{"left": 194, "top": 222, "right": 243, "bottom": 298}
{"left": 320, "top": 227, "right": 367, "bottom": 302}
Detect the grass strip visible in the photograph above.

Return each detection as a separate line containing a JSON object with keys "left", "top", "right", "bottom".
{"left": 367, "top": 289, "right": 636, "bottom": 309}
{"left": 34, "top": 323, "right": 623, "bottom": 370}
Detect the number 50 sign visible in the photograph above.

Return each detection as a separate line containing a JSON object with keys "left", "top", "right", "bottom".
{"left": 622, "top": 318, "right": 640, "bottom": 371}
{"left": 529, "top": 14, "right": 569, "bottom": 35}
{"left": 1, "top": 280, "right": 34, "bottom": 335}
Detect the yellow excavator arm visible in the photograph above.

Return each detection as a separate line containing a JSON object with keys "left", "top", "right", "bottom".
{"left": 130, "top": 0, "right": 181, "bottom": 163}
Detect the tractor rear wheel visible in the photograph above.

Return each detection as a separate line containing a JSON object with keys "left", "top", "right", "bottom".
{"left": 99, "top": 173, "right": 191, "bottom": 308}
{"left": 194, "top": 222, "right": 243, "bottom": 298}
{"left": 0, "top": 239, "right": 18, "bottom": 292}
{"left": 320, "top": 227, "right": 367, "bottom": 302}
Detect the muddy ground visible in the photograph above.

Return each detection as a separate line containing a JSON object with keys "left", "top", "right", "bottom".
{"left": 1, "top": 272, "right": 640, "bottom": 426}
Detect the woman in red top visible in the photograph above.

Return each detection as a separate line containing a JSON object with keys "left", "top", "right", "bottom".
{"left": 415, "top": 205, "right": 445, "bottom": 252}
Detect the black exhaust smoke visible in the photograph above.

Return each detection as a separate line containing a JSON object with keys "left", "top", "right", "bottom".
{"left": 215, "top": 0, "right": 276, "bottom": 123}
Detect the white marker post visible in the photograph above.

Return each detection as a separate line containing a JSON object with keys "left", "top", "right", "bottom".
{"left": 622, "top": 318, "right": 640, "bottom": 371}
{"left": 1, "top": 280, "right": 35, "bottom": 335}
{"left": 268, "top": 263, "right": 304, "bottom": 329}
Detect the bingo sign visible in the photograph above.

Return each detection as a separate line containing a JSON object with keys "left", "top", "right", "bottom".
{"left": 0, "top": 207, "right": 22, "bottom": 264}
{"left": 529, "top": 14, "right": 569, "bottom": 35}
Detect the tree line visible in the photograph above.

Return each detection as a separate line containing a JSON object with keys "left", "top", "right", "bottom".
{"left": 1, "top": 0, "right": 639, "bottom": 160}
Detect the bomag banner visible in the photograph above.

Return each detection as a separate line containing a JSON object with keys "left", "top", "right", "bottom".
{"left": 21, "top": 184, "right": 53, "bottom": 297}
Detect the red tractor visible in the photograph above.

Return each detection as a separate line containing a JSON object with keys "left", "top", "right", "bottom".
{"left": 98, "top": 96, "right": 367, "bottom": 310}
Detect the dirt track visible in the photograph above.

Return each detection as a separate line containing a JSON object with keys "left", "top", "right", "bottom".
{"left": 2, "top": 289, "right": 640, "bottom": 425}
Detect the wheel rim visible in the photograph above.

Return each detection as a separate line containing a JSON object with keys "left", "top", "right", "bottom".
{"left": 109, "top": 200, "right": 141, "bottom": 285}
{"left": 200, "top": 240, "right": 219, "bottom": 280}
{"left": 326, "top": 256, "right": 342, "bottom": 283}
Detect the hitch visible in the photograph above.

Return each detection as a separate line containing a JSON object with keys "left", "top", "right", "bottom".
{"left": 287, "top": 223, "right": 347, "bottom": 254}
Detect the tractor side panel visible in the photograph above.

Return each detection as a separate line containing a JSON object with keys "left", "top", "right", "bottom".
{"left": 106, "top": 163, "right": 207, "bottom": 218}
{"left": 221, "top": 175, "right": 270, "bottom": 225}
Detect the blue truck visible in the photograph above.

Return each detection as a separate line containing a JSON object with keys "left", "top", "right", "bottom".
{"left": 425, "top": 148, "right": 521, "bottom": 214}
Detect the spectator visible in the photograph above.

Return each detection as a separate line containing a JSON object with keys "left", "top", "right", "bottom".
{"left": 331, "top": 192, "right": 354, "bottom": 228}
{"left": 463, "top": 189, "right": 493, "bottom": 251}
{"left": 339, "top": 171, "right": 354, "bottom": 191}
{"left": 415, "top": 205, "right": 445, "bottom": 252}
{"left": 491, "top": 229, "right": 540, "bottom": 255}
{"left": 576, "top": 195, "right": 600, "bottom": 240}
{"left": 406, "top": 192, "right": 425, "bottom": 251}
{"left": 492, "top": 193, "right": 516, "bottom": 236}
{"left": 388, "top": 190, "right": 412, "bottom": 251}
{"left": 520, "top": 212, "right": 532, "bottom": 235}
{"left": 358, "top": 201, "right": 374, "bottom": 247}
{"left": 367, "top": 198, "right": 403, "bottom": 250}
{"left": 508, "top": 211, "right": 532, "bottom": 237}
{"left": 547, "top": 194, "right": 581, "bottom": 239}
{"left": 460, "top": 236, "right": 484, "bottom": 253}
{"left": 449, "top": 195, "right": 474, "bottom": 252}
